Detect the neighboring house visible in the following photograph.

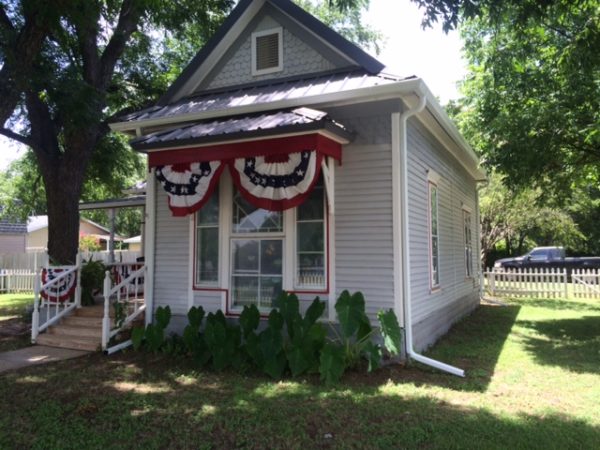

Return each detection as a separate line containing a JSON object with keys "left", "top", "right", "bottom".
{"left": 0, "top": 221, "right": 27, "bottom": 254}
{"left": 27, "top": 215, "right": 123, "bottom": 252}
{"left": 123, "top": 235, "right": 142, "bottom": 252}
{"left": 109, "top": 0, "right": 486, "bottom": 367}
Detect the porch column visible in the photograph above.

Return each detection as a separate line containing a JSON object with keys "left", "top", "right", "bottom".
{"left": 108, "top": 207, "right": 116, "bottom": 263}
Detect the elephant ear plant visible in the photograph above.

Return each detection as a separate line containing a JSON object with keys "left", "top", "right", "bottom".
{"left": 80, "top": 259, "right": 106, "bottom": 306}
{"left": 131, "top": 306, "right": 171, "bottom": 353}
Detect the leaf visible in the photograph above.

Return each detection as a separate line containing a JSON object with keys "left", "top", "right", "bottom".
{"left": 131, "top": 326, "right": 145, "bottom": 351}
{"left": 182, "top": 325, "right": 199, "bottom": 353}
{"left": 239, "top": 304, "right": 260, "bottom": 338}
{"left": 378, "top": 309, "right": 403, "bottom": 356}
{"left": 303, "top": 297, "right": 326, "bottom": 329}
{"left": 144, "top": 324, "right": 164, "bottom": 353}
{"left": 319, "top": 343, "right": 346, "bottom": 385}
{"left": 268, "top": 309, "right": 284, "bottom": 331}
{"left": 187, "top": 306, "right": 205, "bottom": 330}
{"left": 335, "top": 290, "right": 369, "bottom": 339}
{"left": 155, "top": 306, "right": 171, "bottom": 330}
{"left": 263, "top": 352, "right": 287, "bottom": 379}
{"left": 278, "top": 292, "right": 301, "bottom": 339}
{"left": 363, "top": 341, "right": 382, "bottom": 373}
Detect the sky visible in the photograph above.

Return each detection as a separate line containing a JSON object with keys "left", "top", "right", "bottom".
{"left": 0, "top": 0, "right": 466, "bottom": 170}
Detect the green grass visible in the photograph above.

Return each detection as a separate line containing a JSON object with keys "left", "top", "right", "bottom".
{"left": 0, "top": 293, "right": 34, "bottom": 352}
{"left": 1, "top": 295, "right": 599, "bottom": 449}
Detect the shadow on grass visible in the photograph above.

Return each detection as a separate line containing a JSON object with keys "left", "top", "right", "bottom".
{"left": 409, "top": 303, "right": 521, "bottom": 393}
{"left": 518, "top": 315, "right": 600, "bottom": 374}
{"left": 0, "top": 352, "right": 598, "bottom": 449}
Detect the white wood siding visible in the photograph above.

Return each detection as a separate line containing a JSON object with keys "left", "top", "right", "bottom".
{"left": 406, "top": 118, "right": 479, "bottom": 349}
{"left": 154, "top": 188, "right": 190, "bottom": 316}
{"left": 334, "top": 114, "right": 395, "bottom": 320}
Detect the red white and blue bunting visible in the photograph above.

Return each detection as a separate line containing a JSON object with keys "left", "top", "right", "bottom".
{"left": 155, "top": 161, "right": 224, "bottom": 216}
{"left": 155, "top": 150, "right": 325, "bottom": 215}
{"left": 230, "top": 150, "right": 323, "bottom": 211}
{"left": 40, "top": 268, "right": 77, "bottom": 302}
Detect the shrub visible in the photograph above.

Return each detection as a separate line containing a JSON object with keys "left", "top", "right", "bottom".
{"left": 80, "top": 259, "right": 106, "bottom": 306}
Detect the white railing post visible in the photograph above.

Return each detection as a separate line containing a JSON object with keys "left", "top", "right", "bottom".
{"left": 31, "top": 268, "right": 41, "bottom": 342}
{"left": 101, "top": 270, "right": 111, "bottom": 351}
{"left": 490, "top": 269, "right": 495, "bottom": 296}
{"left": 75, "top": 253, "right": 83, "bottom": 308}
{"left": 563, "top": 268, "right": 569, "bottom": 299}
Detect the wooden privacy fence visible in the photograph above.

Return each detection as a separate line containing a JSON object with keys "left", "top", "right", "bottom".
{"left": 0, "top": 269, "right": 36, "bottom": 293}
{"left": 484, "top": 267, "right": 600, "bottom": 299}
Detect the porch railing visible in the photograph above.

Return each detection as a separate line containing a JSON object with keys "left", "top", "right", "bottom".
{"left": 31, "top": 254, "right": 83, "bottom": 342}
{"left": 102, "top": 263, "right": 146, "bottom": 353}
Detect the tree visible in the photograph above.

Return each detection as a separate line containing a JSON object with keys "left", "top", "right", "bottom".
{"left": 0, "top": 0, "right": 377, "bottom": 264}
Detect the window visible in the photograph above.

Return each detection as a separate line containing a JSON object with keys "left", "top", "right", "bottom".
{"left": 429, "top": 182, "right": 440, "bottom": 288}
{"left": 296, "top": 179, "right": 325, "bottom": 289}
{"left": 463, "top": 209, "right": 473, "bottom": 278}
{"left": 251, "top": 28, "right": 283, "bottom": 75}
{"left": 231, "top": 189, "right": 284, "bottom": 310}
{"left": 195, "top": 190, "right": 219, "bottom": 285}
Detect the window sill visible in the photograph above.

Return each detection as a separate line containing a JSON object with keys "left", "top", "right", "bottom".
{"left": 430, "top": 286, "right": 442, "bottom": 295}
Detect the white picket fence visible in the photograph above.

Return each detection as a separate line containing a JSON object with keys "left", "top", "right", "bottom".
{"left": 0, "top": 250, "right": 141, "bottom": 271}
{"left": 484, "top": 267, "right": 600, "bottom": 299}
{"left": 0, "top": 269, "right": 36, "bottom": 293}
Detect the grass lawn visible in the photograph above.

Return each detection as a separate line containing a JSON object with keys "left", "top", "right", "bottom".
{"left": 0, "top": 293, "right": 33, "bottom": 352}
{"left": 0, "top": 295, "right": 599, "bottom": 449}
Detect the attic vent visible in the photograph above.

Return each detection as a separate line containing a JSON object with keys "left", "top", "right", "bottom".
{"left": 252, "top": 28, "right": 283, "bottom": 75}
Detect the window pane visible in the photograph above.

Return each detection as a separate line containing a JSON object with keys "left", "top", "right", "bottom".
{"left": 259, "top": 276, "right": 283, "bottom": 308}
{"left": 232, "top": 276, "right": 259, "bottom": 307}
{"left": 260, "top": 240, "right": 282, "bottom": 275}
{"left": 232, "top": 240, "right": 259, "bottom": 273}
{"left": 197, "top": 228, "right": 219, "bottom": 283}
{"left": 430, "top": 187, "right": 438, "bottom": 235}
{"left": 297, "top": 253, "right": 325, "bottom": 286}
{"left": 232, "top": 190, "right": 282, "bottom": 233}
{"left": 297, "top": 222, "right": 324, "bottom": 252}
{"left": 198, "top": 190, "right": 219, "bottom": 225}
{"left": 298, "top": 185, "right": 324, "bottom": 221}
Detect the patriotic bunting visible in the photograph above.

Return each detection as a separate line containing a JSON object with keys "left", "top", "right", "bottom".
{"left": 155, "top": 150, "right": 326, "bottom": 215}
{"left": 155, "top": 161, "right": 224, "bottom": 216}
{"left": 230, "top": 150, "right": 322, "bottom": 211}
{"left": 40, "top": 268, "right": 77, "bottom": 302}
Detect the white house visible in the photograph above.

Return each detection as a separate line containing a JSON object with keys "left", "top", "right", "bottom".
{"left": 108, "top": 0, "right": 485, "bottom": 373}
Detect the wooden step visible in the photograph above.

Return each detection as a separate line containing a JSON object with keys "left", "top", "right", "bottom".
{"left": 48, "top": 324, "right": 101, "bottom": 338}
{"left": 62, "top": 315, "right": 103, "bottom": 327}
{"left": 36, "top": 333, "right": 100, "bottom": 352}
{"left": 74, "top": 306, "right": 114, "bottom": 318}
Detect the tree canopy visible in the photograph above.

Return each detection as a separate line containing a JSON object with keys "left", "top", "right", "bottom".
{"left": 0, "top": 0, "right": 377, "bottom": 264}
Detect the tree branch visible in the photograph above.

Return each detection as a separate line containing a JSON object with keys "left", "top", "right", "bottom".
{"left": 99, "top": 0, "right": 142, "bottom": 90}
{"left": 0, "top": 127, "right": 34, "bottom": 148}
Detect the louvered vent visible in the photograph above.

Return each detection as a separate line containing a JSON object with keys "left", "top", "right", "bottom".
{"left": 255, "top": 32, "right": 280, "bottom": 71}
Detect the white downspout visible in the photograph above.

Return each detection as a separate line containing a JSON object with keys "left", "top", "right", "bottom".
{"left": 144, "top": 167, "right": 156, "bottom": 326}
{"left": 398, "top": 93, "right": 465, "bottom": 377}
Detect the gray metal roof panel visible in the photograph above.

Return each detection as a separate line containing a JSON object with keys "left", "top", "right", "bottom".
{"left": 130, "top": 108, "right": 352, "bottom": 151}
{"left": 0, "top": 221, "right": 27, "bottom": 234}
{"left": 118, "top": 70, "right": 406, "bottom": 125}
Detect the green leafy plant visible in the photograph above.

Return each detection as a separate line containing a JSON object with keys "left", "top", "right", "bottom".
{"left": 80, "top": 259, "right": 106, "bottom": 306}
{"left": 130, "top": 306, "right": 171, "bottom": 353}
{"left": 204, "top": 311, "right": 244, "bottom": 371}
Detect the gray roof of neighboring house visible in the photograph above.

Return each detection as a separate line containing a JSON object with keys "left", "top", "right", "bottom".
{"left": 27, "top": 215, "right": 113, "bottom": 235}
{"left": 0, "top": 221, "right": 27, "bottom": 234}
{"left": 157, "top": 0, "right": 386, "bottom": 106}
{"left": 116, "top": 70, "right": 408, "bottom": 126}
{"left": 130, "top": 107, "right": 353, "bottom": 151}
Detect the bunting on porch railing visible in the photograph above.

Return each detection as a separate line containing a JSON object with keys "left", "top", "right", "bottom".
{"left": 40, "top": 268, "right": 77, "bottom": 302}
{"left": 155, "top": 161, "right": 224, "bottom": 216}
{"left": 229, "top": 150, "right": 323, "bottom": 211}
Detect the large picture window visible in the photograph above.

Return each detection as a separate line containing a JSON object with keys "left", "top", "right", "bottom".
{"left": 463, "top": 209, "right": 473, "bottom": 278}
{"left": 195, "top": 190, "right": 219, "bottom": 285}
{"left": 429, "top": 182, "right": 440, "bottom": 288}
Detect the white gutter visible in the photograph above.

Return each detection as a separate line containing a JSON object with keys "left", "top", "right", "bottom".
{"left": 398, "top": 93, "right": 466, "bottom": 378}
{"left": 144, "top": 168, "right": 157, "bottom": 326}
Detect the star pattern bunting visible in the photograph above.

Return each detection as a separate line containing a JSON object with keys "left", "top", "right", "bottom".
{"left": 40, "top": 268, "right": 77, "bottom": 302}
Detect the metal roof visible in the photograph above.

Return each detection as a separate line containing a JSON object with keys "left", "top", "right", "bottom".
{"left": 130, "top": 107, "right": 352, "bottom": 151}
{"left": 0, "top": 221, "right": 26, "bottom": 234}
{"left": 158, "top": 0, "right": 385, "bottom": 106}
{"left": 116, "top": 70, "right": 407, "bottom": 126}
{"left": 78, "top": 196, "right": 147, "bottom": 211}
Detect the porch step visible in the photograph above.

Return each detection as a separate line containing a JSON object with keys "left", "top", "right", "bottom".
{"left": 36, "top": 333, "right": 100, "bottom": 352}
{"left": 48, "top": 323, "right": 101, "bottom": 338}
{"left": 74, "top": 305, "right": 114, "bottom": 318}
{"left": 61, "top": 315, "right": 103, "bottom": 327}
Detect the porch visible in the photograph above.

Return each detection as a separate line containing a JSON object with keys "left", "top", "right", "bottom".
{"left": 31, "top": 259, "right": 146, "bottom": 353}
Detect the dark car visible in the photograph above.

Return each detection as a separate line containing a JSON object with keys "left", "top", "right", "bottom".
{"left": 494, "top": 246, "right": 600, "bottom": 273}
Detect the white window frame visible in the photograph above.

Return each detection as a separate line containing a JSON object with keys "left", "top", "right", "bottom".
{"left": 462, "top": 206, "right": 473, "bottom": 278}
{"left": 428, "top": 180, "right": 440, "bottom": 290}
{"left": 251, "top": 27, "right": 283, "bottom": 76}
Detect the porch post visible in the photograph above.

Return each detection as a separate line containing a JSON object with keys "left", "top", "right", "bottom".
{"left": 108, "top": 207, "right": 116, "bottom": 263}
